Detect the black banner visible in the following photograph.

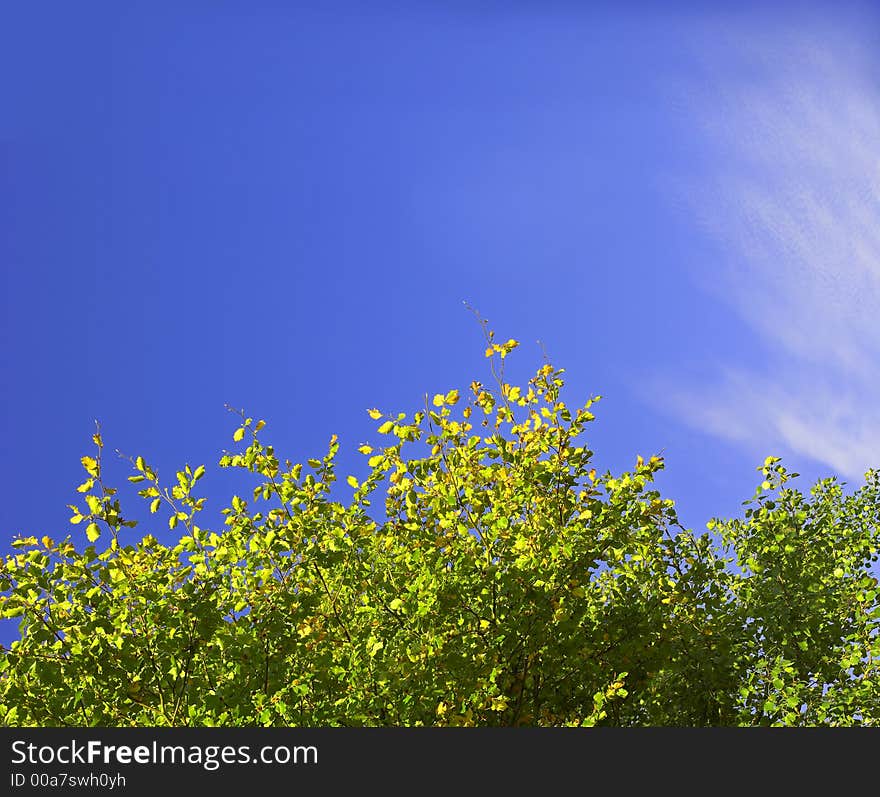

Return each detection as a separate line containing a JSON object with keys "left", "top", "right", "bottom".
{"left": 0, "top": 727, "right": 874, "bottom": 793}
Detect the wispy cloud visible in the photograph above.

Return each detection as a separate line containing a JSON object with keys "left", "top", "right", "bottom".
{"left": 661, "top": 14, "right": 880, "bottom": 479}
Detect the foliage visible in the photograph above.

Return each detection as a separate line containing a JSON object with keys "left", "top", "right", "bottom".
{"left": 2, "top": 328, "right": 879, "bottom": 726}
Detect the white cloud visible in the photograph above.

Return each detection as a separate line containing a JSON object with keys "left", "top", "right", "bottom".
{"left": 662, "top": 13, "right": 880, "bottom": 479}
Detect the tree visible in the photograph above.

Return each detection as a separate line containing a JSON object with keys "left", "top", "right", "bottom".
{"left": 1, "top": 328, "right": 879, "bottom": 726}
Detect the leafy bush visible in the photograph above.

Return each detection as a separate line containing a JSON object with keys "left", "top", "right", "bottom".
{"left": 2, "top": 329, "right": 879, "bottom": 726}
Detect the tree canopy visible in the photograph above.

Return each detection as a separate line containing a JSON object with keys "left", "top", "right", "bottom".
{"left": 2, "top": 329, "right": 879, "bottom": 726}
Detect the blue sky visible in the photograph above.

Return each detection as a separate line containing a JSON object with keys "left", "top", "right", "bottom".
{"left": 3, "top": 2, "right": 879, "bottom": 644}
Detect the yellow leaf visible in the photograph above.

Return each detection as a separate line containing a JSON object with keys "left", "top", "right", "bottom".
{"left": 80, "top": 456, "right": 99, "bottom": 477}
{"left": 485, "top": 347, "right": 495, "bottom": 358}
{"left": 378, "top": 421, "right": 394, "bottom": 434}
{"left": 367, "top": 408, "right": 382, "bottom": 420}
{"left": 41, "top": 535, "right": 53, "bottom": 548}
{"left": 233, "top": 427, "right": 245, "bottom": 442}
{"left": 432, "top": 394, "right": 445, "bottom": 407}
{"left": 358, "top": 444, "right": 373, "bottom": 455}
{"left": 445, "top": 389, "right": 460, "bottom": 405}
{"left": 69, "top": 514, "right": 84, "bottom": 525}
{"left": 150, "top": 498, "right": 161, "bottom": 513}
{"left": 347, "top": 475, "right": 359, "bottom": 489}
{"left": 85, "top": 523, "right": 100, "bottom": 543}
{"left": 254, "top": 420, "right": 266, "bottom": 432}
{"left": 490, "top": 696, "right": 508, "bottom": 712}
{"left": 368, "top": 454, "right": 383, "bottom": 467}
{"left": 135, "top": 456, "right": 145, "bottom": 472}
